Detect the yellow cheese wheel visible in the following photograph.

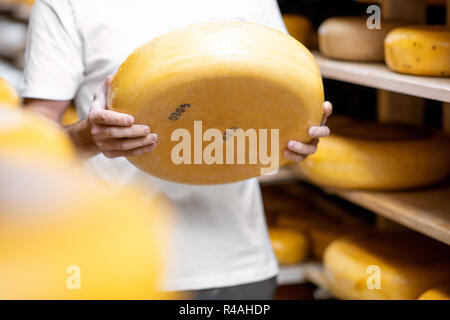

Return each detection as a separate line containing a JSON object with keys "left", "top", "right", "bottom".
{"left": 318, "top": 17, "right": 401, "bottom": 61}
{"left": 418, "top": 284, "right": 450, "bottom": 300}
{"left": 269, "top": 227, "right": 309, "bottom": 265}
{"left": 384, "top": 26, "right": 450, "bottom": 77}
{"left": 297, "top": 120, "right": 450, "bottom": 190}
{"left": 324, "top": 232, "right": 450, "bottom": 300}
{"left": 276, "top": 210, "right": 368, "bottom": 260}
{"left": 283, "top": 14, "right": 313, "bottom": 48}
{"left": 108, "top": 21, "right": 324, "bottom": 184}
{"left": 0, "top": 77, "right": 20, "bottom": 107}
{"left": 0, "top": 106, "right": 75, "bottom": 165}
{"left": 0, "top": 161, "right": 172, "bottom": 299}
{"left": 61, "top": 104, "right": 79, "bottom": 126}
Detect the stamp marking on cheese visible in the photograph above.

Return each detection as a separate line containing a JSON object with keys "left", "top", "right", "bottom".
{"left": 168, "top": 103, "right": 190, "bottom": 121}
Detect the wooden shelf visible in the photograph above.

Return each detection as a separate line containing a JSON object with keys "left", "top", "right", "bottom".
{"left": 314, "top": 51, "right": 450, "bottom": 103}
{"left": 326, "top": 181, "right": 450, "bottom": 245}
{"left": 277, "top": 262, "right": 325, "bottom": 286}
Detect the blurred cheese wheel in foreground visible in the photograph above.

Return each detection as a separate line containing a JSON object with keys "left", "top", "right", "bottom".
{"left": 0, "top": 77, "right": 19, "bottom": 107}
{"left": 0, "top": 107, "right": 75, "bottom": 165}
{"left": 61, "top": 104, "right": 79, "bottom": 126}
{"left": 318, "top": 17, "right": 400, "bottom": 61}
{"left": 418, "top": 284, "right": 450, "bottom": 300}
{"left": 385, "top": 26, "right": 450, "bottom": 76}
{"left": 0, "top": 161, "right": 172, "bottom": 299}
{"left": 283, "top": 14, "right": 313, "bottom": 47}
{"left": 323, "top": 232, "right": 450, "bottom": 300}
{"left": 109, "top": 21, "right": 324, "bottom": 184}
{"left": 269, "top": 227, "right": 309, "bottom": 265}
{"left": 297, "top": 120, "right": 450, "bottom": 190}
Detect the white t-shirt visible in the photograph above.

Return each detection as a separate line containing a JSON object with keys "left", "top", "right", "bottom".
{"left": 21, "top": 0, "right": 287, "bottom": 291}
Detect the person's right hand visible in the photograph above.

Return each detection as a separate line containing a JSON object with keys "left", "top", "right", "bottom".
{"left": 87, "top": 75, "right": 158, "bottom": 158}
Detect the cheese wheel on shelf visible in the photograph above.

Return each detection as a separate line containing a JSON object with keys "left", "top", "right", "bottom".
{"left": 0, "top": 106, "right": 75, "bottom": 165}
{"left": 418, "top": 284, "right": 450, "bottom": 300}
{"left": 318, "top": 17, "right": 401, "bottom": 61}
{"left": 384, "top": 26, "right": 450, "bottom": 77}
{"left": 269, "top": 227, "right": 309, "bottom": 265}
{"left": 323, "top": 232, "right": 450, "bottom": 300}
{"left": 108, "top": 21, "right": 324, "bottom": 184}
{"left": 0, "top": 77, "right": 20, "bottom": 107}
{"left": 297, "top": 120, "right": 450, "bottom": 190}
{"left": 0, "top": 161, "right": 172, "bottom": 299}
{"left": 283, "top": 14, "right": 313, "bottom": 48}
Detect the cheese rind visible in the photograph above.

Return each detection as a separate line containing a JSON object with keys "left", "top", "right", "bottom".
{"left": 109, "top": 22, "right": 324, "bottom": 184}
{"left": 269, "top": 227, "right": 309, "bottom": 265}
{"left": 297, "top": 120, "right": 450, "bottom": 190}
{"left": 0, "top": 77, "right": 20, "bottom": 107}
{"left": 323, "top": 232, "right": 450, "bottom": 300}
{"left": 318, "top": 17, "right": 400, "bottom": 61}
{"left": 418, "top": 284, "right": 450, "bottom": 300}
{"left": 384, "top": 26, "right": 450, "bottom": 76}
{"left": 283, "top": 14, "right": 313, "bottom": 47}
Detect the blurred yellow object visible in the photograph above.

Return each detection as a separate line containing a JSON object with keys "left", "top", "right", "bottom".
{"left": 418, "top": 284, "right": 450, "bottom": 300}
{"left": 282, "top": 14, "right": 313, "bottom": 47}
{"left": 269, "top": 227, "right": 309, "bottom": 265}
{"left": 297, "top": 120, "right": 450, "bottom": 190}
{"left": 0, "top": 160, "right": 172, "bottom": 299}
{"left": 0, "top": 106, "right": 75, "bottom": 165}
{"left": 323, "top": 232, "right": 450, "bottom": 300}
{"left": 61, "top": 104, "right": 79, "bottom": 126}
{"left": 0, "top": 77, "right": 20, "bottom": 107}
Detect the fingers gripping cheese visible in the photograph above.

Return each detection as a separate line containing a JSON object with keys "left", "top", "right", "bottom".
{"left": 108, "top": 22, "right": 324, "bottom": 184}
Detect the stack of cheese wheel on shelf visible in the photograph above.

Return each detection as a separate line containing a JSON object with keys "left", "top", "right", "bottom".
{"left": 418, "top": 284, "right": 450, "bottom": 300}
{"left": 318, "top": 17, "right": 401, "bottom": 61}
{"left": 282, "top": 14, "right": 315, "bottom": 48}
{"left": 275, "top": 204, "right": 370, "bottom": 260}
{"left": 0, "top": 159, "right": 172, "bottom": 299}
{"left": 108, "top": 21, "right": 324, "bottom": 184}
{"left": 0, "top": 77, "right": 20, "bottom": 107}
{"left": 323, "top": 231, "right": 450, "bottom": 300}
{"left": 269, "top": 227, "right": 309, "bottom": 265}
{"left": 297, "top": 117, "right": 450, "bottom": 190}
{"left": 385, "top": 26, "right": 450, "bottom": 76}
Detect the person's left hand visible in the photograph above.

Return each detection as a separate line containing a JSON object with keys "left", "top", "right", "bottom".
{"left": 284, "top": 101, "right": 332, "bottom": 162}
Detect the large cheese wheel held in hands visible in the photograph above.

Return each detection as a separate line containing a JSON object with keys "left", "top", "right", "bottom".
{"left": 318, "top": 17, "right": 400, "bottom": 61}
{"left": 0, "top": 77, "right": 20, "bottom": 107}
{"left": 108, "top": 22, "right": 324, "bottom": 184}
{"left": 297, "top": 120, "right": 450, "bottom": 190}
{"left": 385, "top": 26, "right": 450, "bottom": 76}
{"left": 323, "top": 232, "right": 450, "bottom": 300}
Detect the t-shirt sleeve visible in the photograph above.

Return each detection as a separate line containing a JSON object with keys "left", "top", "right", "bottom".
{"left": 260, "top": 0, "right": 288, "bottom": 34}
{"left": 20, "top": 0, "right": 83, "bottom": 100}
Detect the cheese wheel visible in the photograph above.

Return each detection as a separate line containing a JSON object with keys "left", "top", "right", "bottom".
{"left": 418, "top": 284, "right": 450, "bottom": 300}
{"left": 297, "top": 120, "right": 450, "bottom": 190}
{"left": 0, "top": 77, "right": 20, "bottom": 107}
{"left": 324, "top": 232, "right": 450, "bottom": 300}
{"left": 0, "top": 161, "right": 172, "bottom": 299}
{"left": 283, "top": 14, "right": 313, "bottom": 47}
{"left": 276, "top": 210, "right": 368, "bottom": 260}
{"left": 318, "top": 17, "right": 401, "bottom": 61}
{"left": 109, "top": 21, "right": 324, "bottom": 184}
{"left": 0, "top": 107, "right": 75, "bottom": 165}
{"left": 269, "top": 227, "right": 309, "bottom": 265}
{"left": 61, "top": 104, "right": 79, "bottom": 126}
{"left": 384, "top": 26, "right": 450, "bottom": 76}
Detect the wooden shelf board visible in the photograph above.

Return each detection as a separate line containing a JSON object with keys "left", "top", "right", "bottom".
{"left": 314, "top": 51, "right": 450, "bottom": 102}
{"left": 277, "top": 261, "right": 325, "bottom": 286}
{"left": 326, "top": 181, "right": 450, "bottom": 245}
